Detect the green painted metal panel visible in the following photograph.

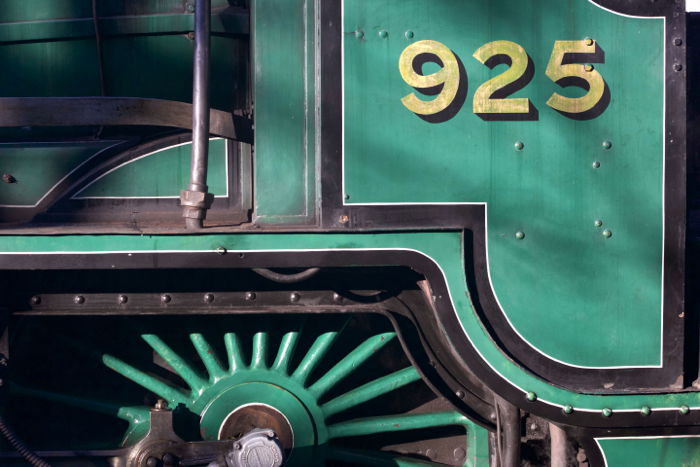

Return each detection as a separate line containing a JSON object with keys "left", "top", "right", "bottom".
{"left": 3, "top": 231, "right": 700, "bottom": 412}
{"left": 253, "top": 0, "right": 315, "bottom": 223}
{"left": 0, "top": 142, "right": 115, "bottom": 206}
{"left": 343, "top": 0, "right": 664, "bottom": 367}
{"left": 76, "top": 139, "right": 228, "bottom": 199}
{"left": 598, "top": 437, "right": 700, "bottom": 466}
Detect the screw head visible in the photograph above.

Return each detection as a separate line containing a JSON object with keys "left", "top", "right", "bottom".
{"left": 515, "top": 231, "right": 525, "bottom": 240}
{"left": 245, "top": 292, "right": 256, "bottom": 301}
{"left": 563, "top": 404, "right": 574, "bottom": 414}
{"left": 641, "top": 406, "right": 651, "bottom": 416}
{"left": 602, "top": 407, "right": 613, "bottom": 417}
{"left": 290, "top": 292, "right": 301, "bottom": 303}
{"left": 216, "top": 246, "right": 227, "bottom": 255}
{"left": 680, "top": 405, "right": 690, "bottom": 415}
{"left": 355, "top": 30, "right": 364, "bottom": 40}
{"left": 378, "top": 30, "right": 388, "bottom": 38}
{"left": 602, "top": 229, "right": 613, "bottom": 238}
{"left": 594, "top": 219, "right": 603, "bottom": 227}
{"left": 160, "top": 294, "right": 171, "bottom": 304}
{"left": 514, "top": 141, "right": 524, "bottom": 151}
{"left": 674, "top": 63, "right": 683, "bottom": 72}
{"left": 146, "top": 457, "right": 159, "bottom": 467}
{"left": 204, "top": 293, "right": 215, "bottom": 303}
{"left": 602, "top": 140, "right": 612, "bottom": 150}
{"left": 30, "top": 295, "right": 41, "bottom": 305}
{"left": 405, "top": 30, "right": 414, "bottom": 39}
{"left": 592, "top": 161, "right": 601, "bottom": 169}
{"left": 118, "top": 294, "right": 128, "bottom": 304}
{"left": 584, "top": 64, "right": 594, "bottom": 72}
{"left": 73, "top": 295, "right": 85, "bottom": 305}
{"left": 674, "top": 37, "right": 683, "bottom": 46}
{"left": 526, "top": 391, "right": 537, "bottom": 402}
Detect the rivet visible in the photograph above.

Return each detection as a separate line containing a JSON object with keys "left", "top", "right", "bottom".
{"left": 290, "top": 292, "right": 301, "bottom": 303}
{"left": 514, "top": 141, "right": 524, "bottom": 151}
{"left": 245, "top": 292, "right": 256, "bottom": 301}
{"left": 641, "top": 406, "right": 651, "bottom": 416}
{"left": 333, "top": 292, "right": 342, "bottom": 303}
{"left": 594, "top": 219, "right": 603, "bottom": 227}
{"left": 1, "top": 174, "right": 16, "bottom": 184}
{"left": 355, "top": 30, "right": 364, "bottom": 40}
{"left": 216, "top": 246, "right": 227, "bottom": 255}
{"left": 602, "top": 229, "right": 612, "bottom": 238}
{"left": 563, "top": 404, "right": 574, "bottom": 414}
{"left": 456, "top": 390, "right": 465, "bottom": 399}
{"left": 30, "top": 295, "right": 41, "bottom": 305}
{"left": 584, "top": 64, "right": 594, "bottom": 72}
{"left": 602, "top": 140, "right": 612, "bottom": 150}
{"left": 680, "top": 405, "right": 690, "bottom": 415}
{"left": 118, "top": 294, "right": 128, "bottom": 304}
{"left": 146, "top": 457, "right": 159, "bottom": 467}
{"left": 602, "top": 407, "right": 613, "bottom": 417}
{"left": 204, "top": 293, "right": 215, "bottom": 303}
{"left": 405, "top": 30, "right": 414, "bottom": 39}
{"left": 526, "top": 391, "right": 537, "bottom": 402}
{"left": 73, "top": 295, "right": 85, "bottom": 305}
{"left": 339, "top": 215, "right": 350, "bottom": 224}
{"left": 160, "top": 294, "right": 171, "bottom": 304}
{"left": 592, "top": 161, "right": 601, "bottom": 169}
{"left": 379, "top": 30, "right": 388, "bottom": 38}
{"left": 673, "top": 63, "right": 683, "bottom": 72}
{"left": 515, "top": 231, "right": 525, "bottom": 240}
{"left": 674, "top": 38, "right": 683, "bottom": 46}
{"left": 584, "top": 37, "right": 594, "bottom": 46}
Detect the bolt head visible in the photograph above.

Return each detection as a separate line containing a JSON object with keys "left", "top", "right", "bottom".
{"left": 602, "top": 229, "right": 612, "bottom": 238}
{"left": 333, "top": 292, "right": 342, "bottom": 303}
{"left": 339, "top": 215, "right": 350, "bottom": 224}
{"left": 73, "top": 295, "right": 85, "bottom": 305}
{"left": 216, "top": 246, "right": 227, "bottom": 255}
{"left": 674, "top": 37, "right": 683, "bottom": 46}
{"left": 602, "top": 407, "right": 613, "bottom": 417}
{"left": 290, "top": 292, "right": 300, "bottom": 303}
{"left": 674, "top": 63, "right": 683, "bottom": 72}
{"left": 245, "top": 292, "right": 256, "bottom": 301}
{"left": 162, "top": 453, "right": 176, "bottom": 465}
{"left": 146, "top": 457, "right": 159, "bottom": 467}
{"left": 514, "top": 141, "right": 524, "bottom": 151}
{"left": 155, "top": 399, "right": 168, "bottom": 410}
{"left": 563, "top": 404, "right": 574, "bottom": 414}
{"left": 234, "top": 442, "right": 242, "bottom": 450}
{"left": 160, "top": 294, "right": 172, "bottom": 304}
{"left": 680, "top": 405, "right": 690, "bottom": 415}
{"left": 455, "top": 390, "right": 465, "bottom": 399}
{"left": 118, "top": 294, "right": 128, "bottom": 304}
{"left": 204, "top": 293, "right": 215, "bottom": 304}
{"left": 30, "top": 295, "right": 41, "bottom": 305}
{"left": 526, "top": 391, "right": 537, "bottom": 402}
{"left": 1, "top": 174, "right": 16, "bottom": 184}
{"left": 515, "top": 231, "right": 525, "bottom": 240}
{"left": 641, "top": 406, "right": 651, "bottom": 416}
{"left": 584, "top": 64, "right": 594, "bottom": 72}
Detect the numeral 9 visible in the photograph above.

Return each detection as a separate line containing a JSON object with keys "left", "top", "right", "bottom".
{"left": 398, "top": 40, "right": 461, "bottom": 117}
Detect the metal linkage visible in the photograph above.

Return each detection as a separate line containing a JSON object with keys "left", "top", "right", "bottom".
{"left": 181, "top": 0, "right": 214, "bottom": 229}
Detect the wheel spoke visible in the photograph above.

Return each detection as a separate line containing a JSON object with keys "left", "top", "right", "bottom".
{"left": 102, "top": 354, "right": 188, "bottom": 407}
{"left": 327, "top": 411, "right": 466, "bottom": 439}
{"left": 291, "top": 331, "right": 340, "bottom": 386}
{"left": 272, "top": 330, "right": 301, "bottom": 374}
{"left": 224, "top": 332, "right": 245, "bottom": 373}
{"left": 190, "top": 333, "right": 226, "bottom": 381}
{"left": 309, "top": 332, "right": 396, "bottom": 398}
{"left": 142, "top": 334, "right": 206, "bottom": 395}
{"left": 251, "top": 331, "right": 268, "bottom": 369}
{"left": 321, "top": 366, "right": 421, "bottom": 418}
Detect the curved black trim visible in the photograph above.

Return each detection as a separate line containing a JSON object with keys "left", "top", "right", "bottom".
{"left": 319, "top": 0, "right": 687, "bottom": 392}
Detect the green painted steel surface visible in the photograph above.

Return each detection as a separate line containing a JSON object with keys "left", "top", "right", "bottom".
{"left": 598, "top": 437, "right": 700, "bottom": 466}
{"left": 76, "top": 139, "right": 228, "bottom": 198}
{"left": 253, "top": 0, "right": 316, "bottom": 223}
{"left": 0, "top": 141, "right": 115, "bottom": 206}
{"left": 343, "top": 0, "right": 664, "bottom": 367}
{"left": 4, "top": 231, "right": 700, "bottom": 414}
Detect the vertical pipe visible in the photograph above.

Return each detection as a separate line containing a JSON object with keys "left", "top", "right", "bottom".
{"left": 181, "top": 0, "right": 212, "bottom": 229}
{"left": 549, "top": 423, "right": 568, "bottom": 467}
{"left": 495, "top": 396, "right": 521, "bottom": 467}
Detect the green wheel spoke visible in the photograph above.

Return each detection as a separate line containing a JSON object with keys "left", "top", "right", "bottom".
{"left": 142, "top": 334, "right": 206, "bottom": 395}
{"left": 327, "top": 411, "right": 466, "bottom": 439}
{"left": 321, "top": 366, "right": 421, "bottom": 418}
{"left": 309, "top": 332, "right": 396, "bottom": 398}
{"left": 12, "top": 385, "right": 150, "bottom": 425}
{"left": 190, "top": 333, "right": 226, "bottom": 381}
{"left": 224, "top": 332, "right": 245, "bottom": 373}
{"left": 272, "top": 330, "right": 301, "bottom": 374}
{"left": 251, "top": 331, "right": 268, "bottom": 369}
{"left": 102, "top": 354, "right": 188, "bottom": 407}
{"left": 291, "top": 331, "right": 340, "bottom": 386}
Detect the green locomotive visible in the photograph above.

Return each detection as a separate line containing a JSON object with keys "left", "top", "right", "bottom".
{"left": 0, "top": 0, "right": 693, "bottom": 466}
